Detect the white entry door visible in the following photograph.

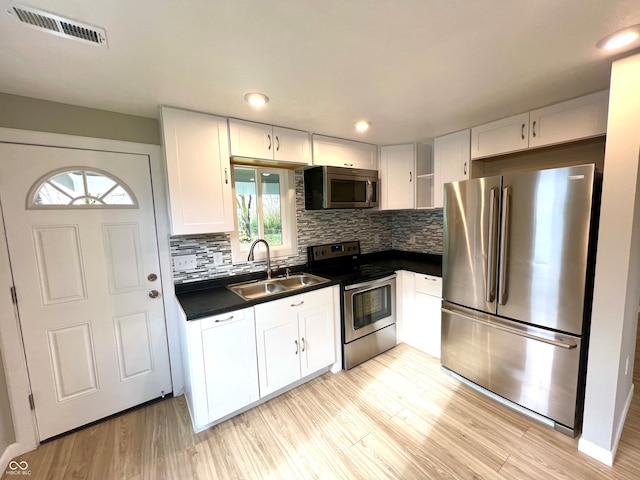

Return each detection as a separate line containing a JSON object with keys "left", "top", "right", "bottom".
{"left": 0, "top": 143, "right": 172, "bottom": 441}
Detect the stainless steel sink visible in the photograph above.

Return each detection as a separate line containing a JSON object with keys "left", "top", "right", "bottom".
{"left": 227, "top": 273, "right": 330, "bottom": 301}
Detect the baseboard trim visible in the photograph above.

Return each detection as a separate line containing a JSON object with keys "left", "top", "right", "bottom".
{"left": 578, "top": 383, "right": 634, "bottom": 466}
{"left": 0, "top": 442, "right": 37, "bottom": 474}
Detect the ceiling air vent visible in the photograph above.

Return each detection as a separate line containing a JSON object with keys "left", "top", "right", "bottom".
{"left": 6, "top": 3, "right": 108, "bottom": 47}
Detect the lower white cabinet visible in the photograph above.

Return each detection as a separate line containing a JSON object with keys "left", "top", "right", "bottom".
{"left": 254, "top": 287, "right": 336, "bottom": 397}
{"left": 180, "top": 307, "right": 259, "bottom": 432}
{"left": 397, "top": 271, "right": 443, "bottom": 359}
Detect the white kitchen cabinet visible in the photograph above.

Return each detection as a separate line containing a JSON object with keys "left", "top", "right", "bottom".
{"left": 379, "top": 144, "right": 415, "bottom": 210}
{"left": 528, "top": 90, "right": 609, "bottom": 149}
{"left": 471, "top": 112, "right": 530, "bottom": 160}
{"left": 254, "top": 287, "right": 336, "bottom": 397}
{"left": 397, "top": 271, "right": 442, "bottom": 359}
{"left": 434, "top": 129, "right": 470, "bottom": 208}
{"left": 312, "top": 134, "right": 378, "bottom": 170}
{"left": 379, "top": 143, "right": 432, "bottom": 210}
{"left": 471, "top": 90, "right": 609, "bottom": 160}
{"left": 160, "top": 107, "right": 235, "bottom": 234}
{"left": 228, "top": 118, "right": 312, "bottom": 165}
{"left": 180, "top": 307, "right": 259, "bottom": 432}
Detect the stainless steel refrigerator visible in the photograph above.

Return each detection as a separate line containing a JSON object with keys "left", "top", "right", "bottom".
{"left": 441, "top": 163, "right": 600, "bottom": 437}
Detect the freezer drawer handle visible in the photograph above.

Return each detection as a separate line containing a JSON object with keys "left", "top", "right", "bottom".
{"left": 486, "top": 187, "right": 499, "bottom": 302}
{"left": 498, "top": 185, "right": 511, "bottom": 305}
{"left": 442, "top": 307, "right": 578, "bottom": 350}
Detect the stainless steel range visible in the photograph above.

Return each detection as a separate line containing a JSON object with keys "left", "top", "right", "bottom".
{"left": 307, "top": 241, "right": 396, "bottom": 369}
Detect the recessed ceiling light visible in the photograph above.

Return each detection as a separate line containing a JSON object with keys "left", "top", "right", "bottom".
{"left": 596, "top": 25, "right": 640, "bottom": 50}
{"left": 354, "top": 121, "right": 371, "bottom": 132}
{"left": 244, "top": 92, "right": 269, "bottom": 107}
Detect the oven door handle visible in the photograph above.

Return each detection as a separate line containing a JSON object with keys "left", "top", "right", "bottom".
{"left": 344, "top": 274, "right": 397, "bottom": 291}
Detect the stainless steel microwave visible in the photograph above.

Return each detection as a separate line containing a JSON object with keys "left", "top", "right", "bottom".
{"left": 303, "top": 166, "right": 378, "bottom": 209}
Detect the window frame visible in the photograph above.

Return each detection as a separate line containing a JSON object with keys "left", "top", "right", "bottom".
{"left": 230, "top": 165, "right": 297, "bottom": 264}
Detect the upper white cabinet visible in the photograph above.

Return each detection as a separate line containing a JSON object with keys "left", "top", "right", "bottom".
{"left": 160, "top": 107, "right": 235, "bottom": 234}
{"left": 180, "top": 307, "right": 259, "bottom": 432}
{"left": 434, "top": 129, "right": 470, "bottom": 208}
{"left": 379, "top": 144, "right": 416, "bottom": 210}
{"left": 380, "top": 143, "right": 432, "bottom": 210}
{"left": 528, "top": 90, "right": 609, "bottom": 148}
{"left": 312, "top": 134, "right": 378, "bottom": 170}
{"left": 254, "top": 287, "right": 336, "bottom": 397}
{"left": 228, "top": 119, "right": 311, "bottom": 165}
{"left": 471, "top": 112, "right": 530, "bottom": 159}
{"left": 471, "top": 91, "right": 609, "bottom": 159}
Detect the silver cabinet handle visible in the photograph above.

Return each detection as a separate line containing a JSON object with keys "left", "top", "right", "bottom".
{"left": 214, "top": 315, "right": 234, "bottom": 323}
{"left": 149, "top": 290, "right": 159, "bottom": 299}
{"left": 409, "top": 171, "right": 412, "bottom": 183}
{"left": 294, "top": 340, "right": 299, "bottom": 355}
{"left": 291, "top": 301, "right": 304, "bottom": 307}
{"left": 276, "top": 135, "right": 280, "bottom": 151}
{"left": 267, "top": 134, "right": 272, "bottom": 150}
{"left": 442, "top": 307, "right": 577, "bottom": 350}
{"left": 464, "top": 161, "right": 467, "bottom": 176}
{"left": 224, "top": 168, "right": 229, "bottom": 184}
{"left": 486, "top": 187, "right": 499, "bottom": 302}
{"left": 301, "top": 337, "right": 306, "bottom": 352}
{"left": 498, "top": 185, "right": 512, "bottom": 305}
{"left": 532, "top": 120, "right": 537, "bottom": 138}
{"left": 521, "top": 123, "right": 526, "bottom": 140}
{"left": 344, "top": 163, "right": 354, "bottom": 167}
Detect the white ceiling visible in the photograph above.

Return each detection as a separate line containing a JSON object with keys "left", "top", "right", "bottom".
{"left": 1, "top": 0, "right": 639, "bottom": 145}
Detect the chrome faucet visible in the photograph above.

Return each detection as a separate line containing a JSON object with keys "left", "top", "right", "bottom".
{"left": 247, "top": 239, "right": 272, "bottom": 280}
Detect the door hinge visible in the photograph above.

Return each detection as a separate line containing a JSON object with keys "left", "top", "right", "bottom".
{"left": 28, "top": 393, "right": 35, "bottom": 410}
{"left": 10, "top": 286, "right": 17, "bottom": 305}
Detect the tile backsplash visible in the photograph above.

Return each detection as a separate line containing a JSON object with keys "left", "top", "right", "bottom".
{"left": 170, "top": 172, "right": 443, "bottom": 284}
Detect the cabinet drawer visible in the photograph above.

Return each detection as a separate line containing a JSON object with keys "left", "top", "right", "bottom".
{"left": 415, "top": 275, "right": 442, "bottom": 297}
{"left": 199, "top": 308, "right": 250, "bottom": 331}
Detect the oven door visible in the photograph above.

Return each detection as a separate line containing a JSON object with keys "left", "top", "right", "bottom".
{"left": 343, "top": 274, "right": 396, "bottom": 343}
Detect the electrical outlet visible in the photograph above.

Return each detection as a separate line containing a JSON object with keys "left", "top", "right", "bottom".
{"left": 374, "top": 233, "right": 380, "bottom": 245}
{"left": 213, "top": 252, "right": 224, "bottom": 266}
{"left": 174, "top": 254, "right": 197, "bottom": 270}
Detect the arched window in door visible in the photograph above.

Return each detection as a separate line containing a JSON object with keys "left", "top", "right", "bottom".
{"left": 27, "top": 168, "right": 138, "bottom": 208}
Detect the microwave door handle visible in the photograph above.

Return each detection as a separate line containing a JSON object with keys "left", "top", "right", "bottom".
{"left": 366, "top": 178, "right": 373, "bottom": 206}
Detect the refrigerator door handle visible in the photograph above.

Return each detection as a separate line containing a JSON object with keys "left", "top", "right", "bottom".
{"left": 498, "top": 185, "right": 512, "bottom": 305}
{"left": 442, "top": 307, "right": 578, "bottom": 350}
{"left": 485, "top": 187, "right": 499, "bottom": 302}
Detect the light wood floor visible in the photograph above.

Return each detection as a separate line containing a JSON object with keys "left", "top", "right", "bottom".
{"left": 5, "top": 343, "right": 640, "bottom": 480}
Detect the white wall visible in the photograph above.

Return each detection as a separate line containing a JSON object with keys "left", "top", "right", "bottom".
{"left": 0, "top": 349, "right": 15, "bottom": 454}
{"left": 580, "top": 51, "right": 640, "bottom": 465}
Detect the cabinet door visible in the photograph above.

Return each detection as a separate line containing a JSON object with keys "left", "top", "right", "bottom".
{"left": 379, "top": 144, "right": 415, "bottom": 210}
{"left": 529, "top": 90, "right": 609, "bottom": 148}
{"left": 471, "top": 112, "right": 530, "bottom": 159}
{"left": 160, "top": 107, "right": 235, "bottom": 234}
{"left": 255, "top": 303, "right": 300, "bottom": 397}
{"left": 434, "top": 130, "right": 470, "bottom": 208}
{"left": 312, "top": 135, "right": 378, "bottom": 170}
{"left": 413, "top": 292, "right": 442, "bottom": 359}
{"left": 298, "top": 302, "right": 335, "bottom": 377}
{"left": 273, "top": 126, "right": 312, "bottom": 165}
{"left": 228, "top": 118, "right": 274, "bottom": 160}
{"left": 200, "top": 311, "right": 259, "bottom": 424}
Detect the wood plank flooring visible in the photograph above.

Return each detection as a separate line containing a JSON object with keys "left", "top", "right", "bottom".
{"left": 4, "top": 343, "right": 640, "bottom": 479}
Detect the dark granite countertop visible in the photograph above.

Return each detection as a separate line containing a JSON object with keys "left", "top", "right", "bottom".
{"left": 176, "top": 250, "right": 442, "bottom": 321}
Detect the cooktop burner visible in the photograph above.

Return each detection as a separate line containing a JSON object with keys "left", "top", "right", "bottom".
{"left": 307, "top": 241, "right": 396, "bottom": 285}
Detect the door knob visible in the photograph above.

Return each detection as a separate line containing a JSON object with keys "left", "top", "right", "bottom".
{"left": 147, "top": 273, "right": 158, "bottom": 282}
{"left": 149, "top": 290, "right": 160, "bottom": 299}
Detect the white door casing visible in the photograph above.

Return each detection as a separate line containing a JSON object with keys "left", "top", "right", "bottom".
{"left": 0, "top": 143, "right": 172, "bottom": 441}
